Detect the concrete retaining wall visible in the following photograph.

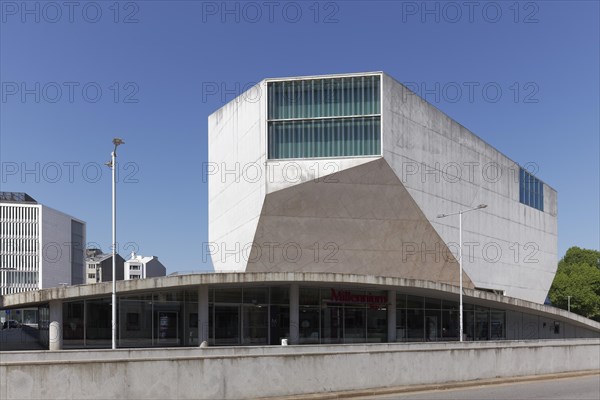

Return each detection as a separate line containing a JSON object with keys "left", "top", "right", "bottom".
{"left": 1, "top": 339, "right": 599, "bottom": 399}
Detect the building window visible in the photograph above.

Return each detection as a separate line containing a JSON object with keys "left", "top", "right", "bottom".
{"left": 88, "top": 273, "right": 95, "bottom": 279}
{"left": 267, "top": 75, "right": 381, "bottom": 159}
{"left": 130, "top": 265, "right": 141, "bottom": 270}
{"left": 519, "top": 168, "right": 544, "bottom": 211}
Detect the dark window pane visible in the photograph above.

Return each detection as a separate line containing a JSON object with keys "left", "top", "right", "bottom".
{"left": 367, "top": 308, "right": 387, "bottom": 343}
{"left": 300, "top": 287, "right": 320, "bottom": 305}
{"left": 424, "top": 297, "right": 441, "bottom": 309}
{"left": 299, "top": 306, "right": 320, "bottom": 343}
{"left": 214, "top": 288, "right": 242, "bottom": 303}
{"left": 214, "top": 305, "right": 240, "bottom": 345}
{"left": 406, "top": 309, "right": 424, "bottom": 341}
{"left": 243, "top": 288, "right": 268, "bottom": 305}
{"left": 270, "top": 287, "right": 290, "bottom": 305}
{"left": 406, "top": 295, "right": 424, "bottom": 309}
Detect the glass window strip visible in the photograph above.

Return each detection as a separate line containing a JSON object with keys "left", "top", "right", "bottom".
{"left": 519, "top": 167, "right": 544, "bottom": 211}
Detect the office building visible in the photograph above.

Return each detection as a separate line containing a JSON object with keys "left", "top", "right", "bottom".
{"left": 0, "top": 192, "right": 86, "bottom": 296}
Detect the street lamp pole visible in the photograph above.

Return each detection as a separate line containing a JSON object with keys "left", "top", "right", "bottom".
{"left": 107, "top": 138, "right": 124, "bottom": 350}
{"left": 459, "top": 209, "right": 462, "bottom": 342}
{"left": 437, "top": 204, "right": 487, "bottom": 342}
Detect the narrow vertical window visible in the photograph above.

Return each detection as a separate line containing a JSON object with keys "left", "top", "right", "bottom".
{"left": 519, "top": 167, "right": 544, "bottom": 211}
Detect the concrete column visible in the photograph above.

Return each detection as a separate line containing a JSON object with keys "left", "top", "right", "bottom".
{"left": 289, "top": 284, "right": 299, "bottom": 345}
{"left": 387, "top": 290, "right": 396, "bottom": 342}
{"left": 49, "top": 300, "right": 63, "bottom": 351}
{"left": 198, "top": 285, "right": 209, "bottom": 345}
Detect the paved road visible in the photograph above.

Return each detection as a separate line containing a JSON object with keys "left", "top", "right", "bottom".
{"left": 355, "top": 374, "right": 600, "bottom": 400}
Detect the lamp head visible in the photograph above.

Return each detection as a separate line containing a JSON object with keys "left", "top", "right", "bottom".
{"left": 112, "top": 137, "right": 125, "bottom": 155}
{"left": 477, "top": 204, "right": 488, "bottom": 209}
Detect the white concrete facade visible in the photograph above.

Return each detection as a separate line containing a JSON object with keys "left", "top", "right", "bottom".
{"left": 0, "top": 194, "right": 86, "bottom": 295}
{"left": 381, "top": 74, "right": 557, "bottom": 303}
{"left": 208, "top": 72, "right": 558, "bottom": 304}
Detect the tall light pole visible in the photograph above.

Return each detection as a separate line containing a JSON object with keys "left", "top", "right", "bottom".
{"left": 437, "top": 204, "right": 487, "bottom": 342}
{"left": 106, "top": 138, "right": 124, "bottom": 349}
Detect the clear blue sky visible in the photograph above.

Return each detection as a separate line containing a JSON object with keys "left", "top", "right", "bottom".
{"left": 1, "top": 1, "right": 598, "bottom": 273}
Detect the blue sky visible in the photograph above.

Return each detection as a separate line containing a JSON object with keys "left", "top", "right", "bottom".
{"left": 1, "top": 0, "right": 598, "bottom": 273}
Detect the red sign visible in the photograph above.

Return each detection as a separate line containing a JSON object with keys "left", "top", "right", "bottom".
{"left": 329, "top": 289, "right": 388, "bottom": 307}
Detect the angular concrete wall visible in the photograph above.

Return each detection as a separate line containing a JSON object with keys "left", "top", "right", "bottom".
{"left": 1, "top": 340, "right": 598, "bottom": 399}
{"left": 208, "top": 82, "right": 267, "bottom": 272}
{"left": 381, "top": 73, "right": 558, "bottom": 303}
{"left": 247, "top": 159, "right": 473, "bottom": 287}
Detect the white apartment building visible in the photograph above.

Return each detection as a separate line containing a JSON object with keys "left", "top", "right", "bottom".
{"left": 124, "top": 252, "right": 166, "bottom": 280}
{"left": 0, "top": 192, "right": 86, "bottom": 295}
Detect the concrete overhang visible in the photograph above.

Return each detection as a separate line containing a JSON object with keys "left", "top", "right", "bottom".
{"left": 1, "top": 272, "right": 598, "bottom": 332}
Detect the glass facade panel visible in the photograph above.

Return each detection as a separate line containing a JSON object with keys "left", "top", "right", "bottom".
{"left": 243, "top": 287, "right": 268, "bottom": 305}
{"left": 268, "top": 117, "right": 380, "bottom": 159}
{"left": 242, "top": 304, "right": 268, "bottom": 345}
{"left": 268, "top": 76, "right": 380, "bottom": 120}
{"left": 406, "top": 295, "right": 424, "bottom": 309}
{"left": 63, "top": 301, "right": 84, "bottom": 348}
{"left": 441, "top": 310, "right": 460, "bottom": 340}
{"left": 321, "top": 306, "right": 343, "bottom": 344}
{"left": 299, "top": 287, "right": 320, "bottom": 305}
{"left": 269, "top": 305, "right": 290, "bottom": 345}
{"left": 153, "top": 295, "right": 182, "bottom": 347}
{"left": 344, "top": 307, "right": 366, "bottom": 343}
{"left": 442, "top": 300, "right": 459, "bottom": 310}
{"left": 396, "top": 308, "right": 406, "bottom": 341}
{"left": 396, "top": 293, "right": 406, "bottom": 309}
{"left": 214, "top": 305, "right": 240, "bottom": 345}
{"left": 406, "top": 309, "right": 425, "bottom": 341}
{"left": 464, "top": 310, "right": 475, "bottom": 341}
{"left": 119, "top": 298, "right": 153, "bottom": 348}
{"left": 475, "top": 308, "right": 490, "bottom": 340}
{"left": 86, "top": 298, "right": 112, "bottom": 348}
{"left": 490, "top": 310, "right": 506, "bottom": 340}
{"left": 53, "top": 286, "right": 514, "bottom": 349}
{"left": 425, "top": 298, "right": 441, "bottom": 309}
{"left": 38, "top": 304, "right": 50, "bottom": 348}
{"left": 214, "top": 288, "right": 242, "bottom": 303}
{"left": 299, "top": 306, "right": 320, "bottom": 344}
{"left": 519, "top": 167, "right": 544, "bottom": 211}
{"left": 367, "top": 307, "right": 387, "bottom": 343}
{"left": 425, "top": 309, "right": 441, "bottom": 341}
{"left": 270, "top": 286, "right": 290, "bottom": 305}
{"left": 267, "top": 75, "right": 381, "bottom": 160}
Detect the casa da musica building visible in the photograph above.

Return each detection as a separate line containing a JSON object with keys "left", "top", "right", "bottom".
{"left": 1, "top": 72, "right": 598, "bottom": 349}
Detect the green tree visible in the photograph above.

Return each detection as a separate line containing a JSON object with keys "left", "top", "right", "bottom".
{"left": 560, "top": 246, "right": 600, "bottom": 269}
{"left": 548, "top": 247, "right": 600, "bottom": 321}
